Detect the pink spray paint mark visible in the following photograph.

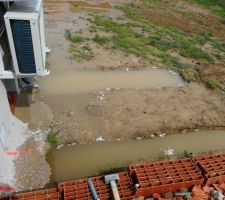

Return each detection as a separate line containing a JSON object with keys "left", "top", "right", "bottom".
{"left": 0, "top": 185, "right": 15, "bottom": 192}
{"left": 5, "top": 150, "right": 32, "bottom": 156}
{"left": 5, "top": 151, "right": 21, "bottom": 156}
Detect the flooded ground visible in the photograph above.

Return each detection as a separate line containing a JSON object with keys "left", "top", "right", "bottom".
{"left": 47, "top": 129, "right": 225, "bottom": 182}
{"left": 39, "top": 69, "right": 183, "bottom": 95}
{"left": 14, "top": 68, "right": 185, "bottom": 142}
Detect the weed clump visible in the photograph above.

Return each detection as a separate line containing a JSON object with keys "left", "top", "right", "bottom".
{"left": 69, "top": 44, "right": 94, "bottom": 61}
{"left": 206, "top": 79, "right": 225, "bottom": 91}
{"left": 65, "top": 29, "right": 84, "bottom": 43}
{"left": 47, "top": 121, "right": 60, "bottom": 146}
{"left": 93, "top": 34, "right": 111, "bottom": 45}
{"left": 178, "top": 150, "right": 193, "bottom": 159}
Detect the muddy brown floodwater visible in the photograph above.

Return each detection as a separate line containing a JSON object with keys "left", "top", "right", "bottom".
{"left": 14, "top": 68, "right": 184, "bottom": 141}
{"left": 47, "top": 129, "right": 225, "bottom": 182}
{"left": 39, "top": 69, "right": 184, "bottom": 95}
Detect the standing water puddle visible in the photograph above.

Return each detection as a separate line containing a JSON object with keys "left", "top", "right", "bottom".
{"left": 47, "top": 129, "right": 225, "bottom": 182}
{"left": 14, "top": 68, "right": 184, "bottom": 134}
{"left": 39, "top": 68, "right": 184, "bottom": 95}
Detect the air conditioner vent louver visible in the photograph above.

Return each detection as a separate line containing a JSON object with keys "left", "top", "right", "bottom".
{"left": 10, "top": 20, "right": 36, "bottom": 74}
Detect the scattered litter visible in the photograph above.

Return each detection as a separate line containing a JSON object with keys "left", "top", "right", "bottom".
{"left": 96, "top": 91, "right": 106, "bottom": 104}
{"left": 135, "top": 184, "right": 140, "bottom": 188}
{"left": 69, "top": 112, "right": 75, "bottom": 115}
{"left": 150, "top": 134, "right": 155, "bottom": 138}
{"left": 56, "top": 144, "right": 64, "bottom": 150}
{"left": 169, "top": 70, "right": 178, "bottom": 76}
{"left": 136, "top": 137, "right": 142, "bottom": 140}
{"left": 68, "top": 142, "right": 77, "bottom": 146}
{"left": 182, "top": 129, "right": 187, "bottom": 134}
{"left": 159, "top": 133, "right": 166, "bottom": 138}
{"left": 163, "top": 148, "right": 174, "bottom": 156}
{"left": 96, "top": 136, "right": 105, "bottom": 142}
{"left": 175, "top": 192, "right": 192, "bottom": 198}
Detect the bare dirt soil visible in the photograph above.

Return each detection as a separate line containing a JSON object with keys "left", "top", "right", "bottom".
{"left": 101, "top": 83, "right": 225, "bottom": 138}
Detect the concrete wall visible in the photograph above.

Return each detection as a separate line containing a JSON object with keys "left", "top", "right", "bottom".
{"left": 0, "top": 80, "right": 27, "bottom": 186}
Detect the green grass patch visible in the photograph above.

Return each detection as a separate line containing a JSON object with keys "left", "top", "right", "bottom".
{"left": 178, "top": 150, "right": 193, "bottom": 159}
{"left": 195, "top": 32, "right": 212, "bottom": 45}
{"left": 65, "top": 29, "right": 84, "bottom": 43}
{"left": 179, "top": 68, "right": 199, "bottom": 82}
{"left": 211, "top": 40, "right": 225, "bottom": 52}
{"left": 115, "top": 6, "right": 213, "bottom": 61}
{"left": 187, "top": 0, "right": 225, "bottom": 17}
{"left": 93, "top": 34, "right": 111, "bottom": 45}
{"left": 206, "top": 79, "right": 225, "bottom": 90}
{"left": 69, "top": 44, "right": 94, "bottom": 61}
{"left": 47, "top": 121, "right": 59, "bottom": 146}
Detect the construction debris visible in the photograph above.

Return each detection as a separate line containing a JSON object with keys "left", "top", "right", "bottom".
{"left": 2, "top": 154, "right": 225, "bottom": 199}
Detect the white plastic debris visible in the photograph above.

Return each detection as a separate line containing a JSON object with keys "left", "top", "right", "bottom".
{"left": 182, "top": 129, "right": 187, "bottom": 134}
{"left": 96, "top": 136, "right": 105, "bottom": 142}
{"left": 56, "top": 144, "right": 64, "bottom": 150}
{"left": 136, "top": 137, "right": 142, "bottom": 140}
{"left": 163, "top": 148, "right": 174, "bottom": 156}
{"left": 159, "top": 133, "right": 166, "bottom": 138}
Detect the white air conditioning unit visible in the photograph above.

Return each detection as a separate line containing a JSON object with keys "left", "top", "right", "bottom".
{"left": 3, "top": 0, "right": 49, "bottom": 77}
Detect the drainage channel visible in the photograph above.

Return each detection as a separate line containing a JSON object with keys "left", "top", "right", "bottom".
{"left": 47, "top": 129, "right": 225, "bottom": 183}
